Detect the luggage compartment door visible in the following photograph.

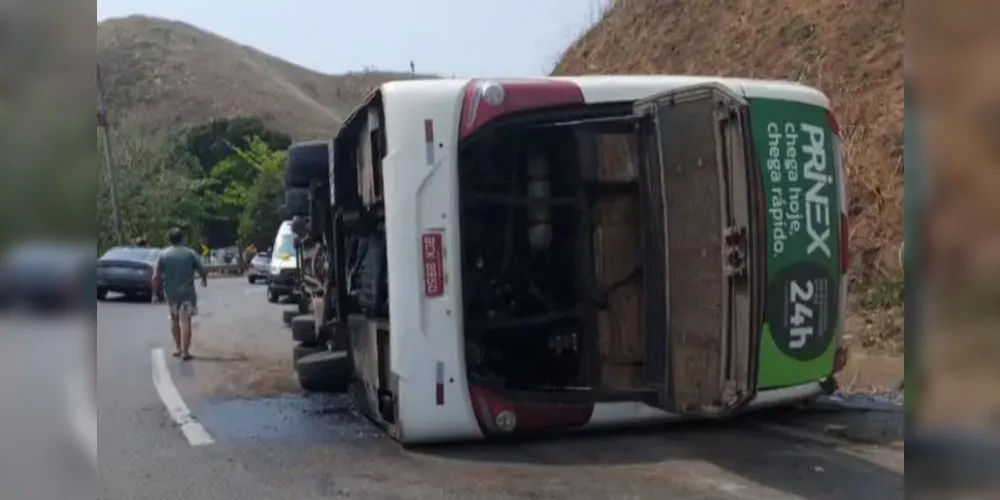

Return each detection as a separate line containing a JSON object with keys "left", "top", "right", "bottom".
{"left": 634, "top": 83, "right": 760, "bottom": 417}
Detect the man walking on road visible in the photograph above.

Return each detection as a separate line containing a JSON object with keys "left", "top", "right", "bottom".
{"left": 153, "top": 228, "right": 208, "bottom": 361}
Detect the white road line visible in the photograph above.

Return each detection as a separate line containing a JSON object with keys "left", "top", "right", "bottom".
{"left": 65, "top": 372, "right": 97, "bottom": 468}
{"left": 150, "top": 348, "right": 215, "bottom": 446}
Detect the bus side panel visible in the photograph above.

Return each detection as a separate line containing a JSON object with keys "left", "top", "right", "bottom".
{"left": 379, "top": 81, "right": 484, "bottom": 443}
{"left": 746, "top": 98, "right": 843, "bottom": 389}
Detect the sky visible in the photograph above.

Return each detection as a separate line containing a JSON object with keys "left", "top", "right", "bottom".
{"left": 96, "top": 0, "right": 612, "bottom": 77}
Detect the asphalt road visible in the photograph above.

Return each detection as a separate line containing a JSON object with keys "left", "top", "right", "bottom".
{"left": 0, "top": 314, "right": 95, "bottom": 499}
{"left": 96, "top": 276, "right": 904, "bottom": 500}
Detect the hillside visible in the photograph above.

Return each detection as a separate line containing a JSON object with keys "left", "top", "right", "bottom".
{"left": 554, "top": 0, "right": 904, "bottom": 347}
{"left": 98, "top": 16, "right": 431, "bottom": 139}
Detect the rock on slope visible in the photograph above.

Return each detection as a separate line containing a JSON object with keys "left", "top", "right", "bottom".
{"left": 553, "top": 0, "right": 904, "bottom": 285}
{"left": 98, "top": 16, "right": 427, "bottom": 140}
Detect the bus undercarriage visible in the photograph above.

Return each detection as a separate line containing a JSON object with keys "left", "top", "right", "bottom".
{"left": 457, "top": 88, "right": 763, "bottom": 422}
{"left": 459, "top": 104, "right": 647, "bottom": 399}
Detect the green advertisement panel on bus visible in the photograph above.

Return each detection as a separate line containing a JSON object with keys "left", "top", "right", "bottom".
{"left": 747, "top": 98, "right": 842, "bottom": 389}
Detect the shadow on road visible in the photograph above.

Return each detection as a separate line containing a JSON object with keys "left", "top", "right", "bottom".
{"left": 411, "top": 413, "right": 903, "bottom": 500}
{"left": 754, "top": 404, "right": 904, "bottom": 446}
{"left": 908, "top": 428, "right": 1000, "bottom": 498}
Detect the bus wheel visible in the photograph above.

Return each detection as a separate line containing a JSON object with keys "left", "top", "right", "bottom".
{"left": 296, "top": 351, "right": 350, "bottom": 393}
{"left": 296, "top": 294, "right": 310, "bottom": 314}
{"left": 284, "top": 141, "right": 330, "bottom": 188}
{"left": 290, "top": 315, "right": 316, "bottom": 345}
{"left": 282, "top": 309, "right": 298, "bottom": 326}
{"left": 284, "top": 188, "right": 310, "bottom": 218}
{"left": 293, "top": 343, "right": 325, "bottom": 363}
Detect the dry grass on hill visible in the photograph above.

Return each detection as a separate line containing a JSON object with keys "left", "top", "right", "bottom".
{"left": 97, "top": 15, "right": 431, "bottom": 140}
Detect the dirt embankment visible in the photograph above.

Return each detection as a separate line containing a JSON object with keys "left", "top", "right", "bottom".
{"left": 553, "top": 0, "right": 904, "bottom": 355}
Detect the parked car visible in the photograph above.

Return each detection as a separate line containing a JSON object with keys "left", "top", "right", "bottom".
{"left": 267, "top": 221, "right": 299, "bottom": 303}
{"left": 0, "top": 242, "right": 93, "bottom": 311}
{"left": 247, "top": 251, "right": 271, "bottom": 284}
{"left": 96, "top": 245, "right": 164, "bottom": 303}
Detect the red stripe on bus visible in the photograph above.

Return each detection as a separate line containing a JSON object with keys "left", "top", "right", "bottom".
{"left": 424, "top": 119, "right": 434, "bottom": 143}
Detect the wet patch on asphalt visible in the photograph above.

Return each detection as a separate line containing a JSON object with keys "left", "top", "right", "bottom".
{"left": 197, "top": 393, "right": 385, "bottom": 445}
{"left": 188, "top": 393, "right": 904, "bottom": 499}
{"left": 749, "top": 394, "right": 904, "bottom": 447}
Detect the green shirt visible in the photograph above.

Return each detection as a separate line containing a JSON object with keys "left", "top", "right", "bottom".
{"left": 156, "top": 245, "right": 203, "bottom": 304}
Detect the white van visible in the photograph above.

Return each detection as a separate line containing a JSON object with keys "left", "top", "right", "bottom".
{"left": 266, "top": 220, "right": 299, "bottom": 303}
{"left": 316, "top": 76, "right": 849, "bottom": 444}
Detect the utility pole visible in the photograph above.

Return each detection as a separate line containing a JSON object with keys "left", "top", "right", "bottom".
{"left": 97, "top": 63, "right": 124, "bottom": 245}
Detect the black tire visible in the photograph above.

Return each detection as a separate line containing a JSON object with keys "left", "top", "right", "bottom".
{"left": 284, "top": 187, "right": 310, "bottom": 218}
{"left": 282, "top": 309, "right": 298, "bottom": 326}
{"left": 820, "top": 375, "right": 839, "bottom": 395}
{"left": 267, "top": 287, "right": 280, "bottom": 303}
{"left": 295, "top": 350, "right": 350, "bottom": 393}
{"left": 308, "top": 186, "right": 330, "bottom": 238}
{"left": 96, "top": 288, "right": 107, "bottom": 301}
{"left": 293, "top": 343, "right": 325, "bottom": 363}
{"left": 284, "top": 141, "right": 330, "bottom": 189}
{"left": 291, "top": 314, "right": 316, "bottom": 345}
{"left": 142, "top": 291, "right": 154, "bottom": 304}
{"left": 321, "top": 322, "right": 345, "bottom": 349}
{"left": 248, "top": 276, "right": 256, "bottom": 284}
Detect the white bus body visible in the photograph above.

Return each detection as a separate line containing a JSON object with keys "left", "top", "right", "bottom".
{"left": 326, "top": 76, "right": 849, "bottom": 444}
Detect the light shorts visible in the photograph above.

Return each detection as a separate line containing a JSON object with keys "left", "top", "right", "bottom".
{"left": 167, "top": 300, "right": 198, "bottom": 319}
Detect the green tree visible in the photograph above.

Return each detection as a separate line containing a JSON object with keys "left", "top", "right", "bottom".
{"left": 181, "top": 117, "right": 291, "bottom": 246}
{"left": 226, "top": 137, "right": 286, "bottom": 250}
{"left": 96, "top": 118, "right": 290, "bottom": 254}
{"left": 0, "top": 107, "right": 95, "bottom": 248}
{"left": 183, "top": 117, "right": 291, "bottom": 174}
{"left": 98, "top": 124, "right": 205, "bottom": 252}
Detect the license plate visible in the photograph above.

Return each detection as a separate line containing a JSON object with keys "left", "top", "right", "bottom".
{"left": 421, "top": 232, "right": 444, "bottom": 298}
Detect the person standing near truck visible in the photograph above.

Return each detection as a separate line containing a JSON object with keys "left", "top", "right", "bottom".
{"left": 153, "top": 228, "right": 208, "bottom": 361}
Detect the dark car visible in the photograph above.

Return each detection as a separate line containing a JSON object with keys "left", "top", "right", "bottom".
{"left": 0, "top": 242, "right": 93, "bottom": 312}
{"left": 96, "top": 246, "right": 164, "bottom": 303}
